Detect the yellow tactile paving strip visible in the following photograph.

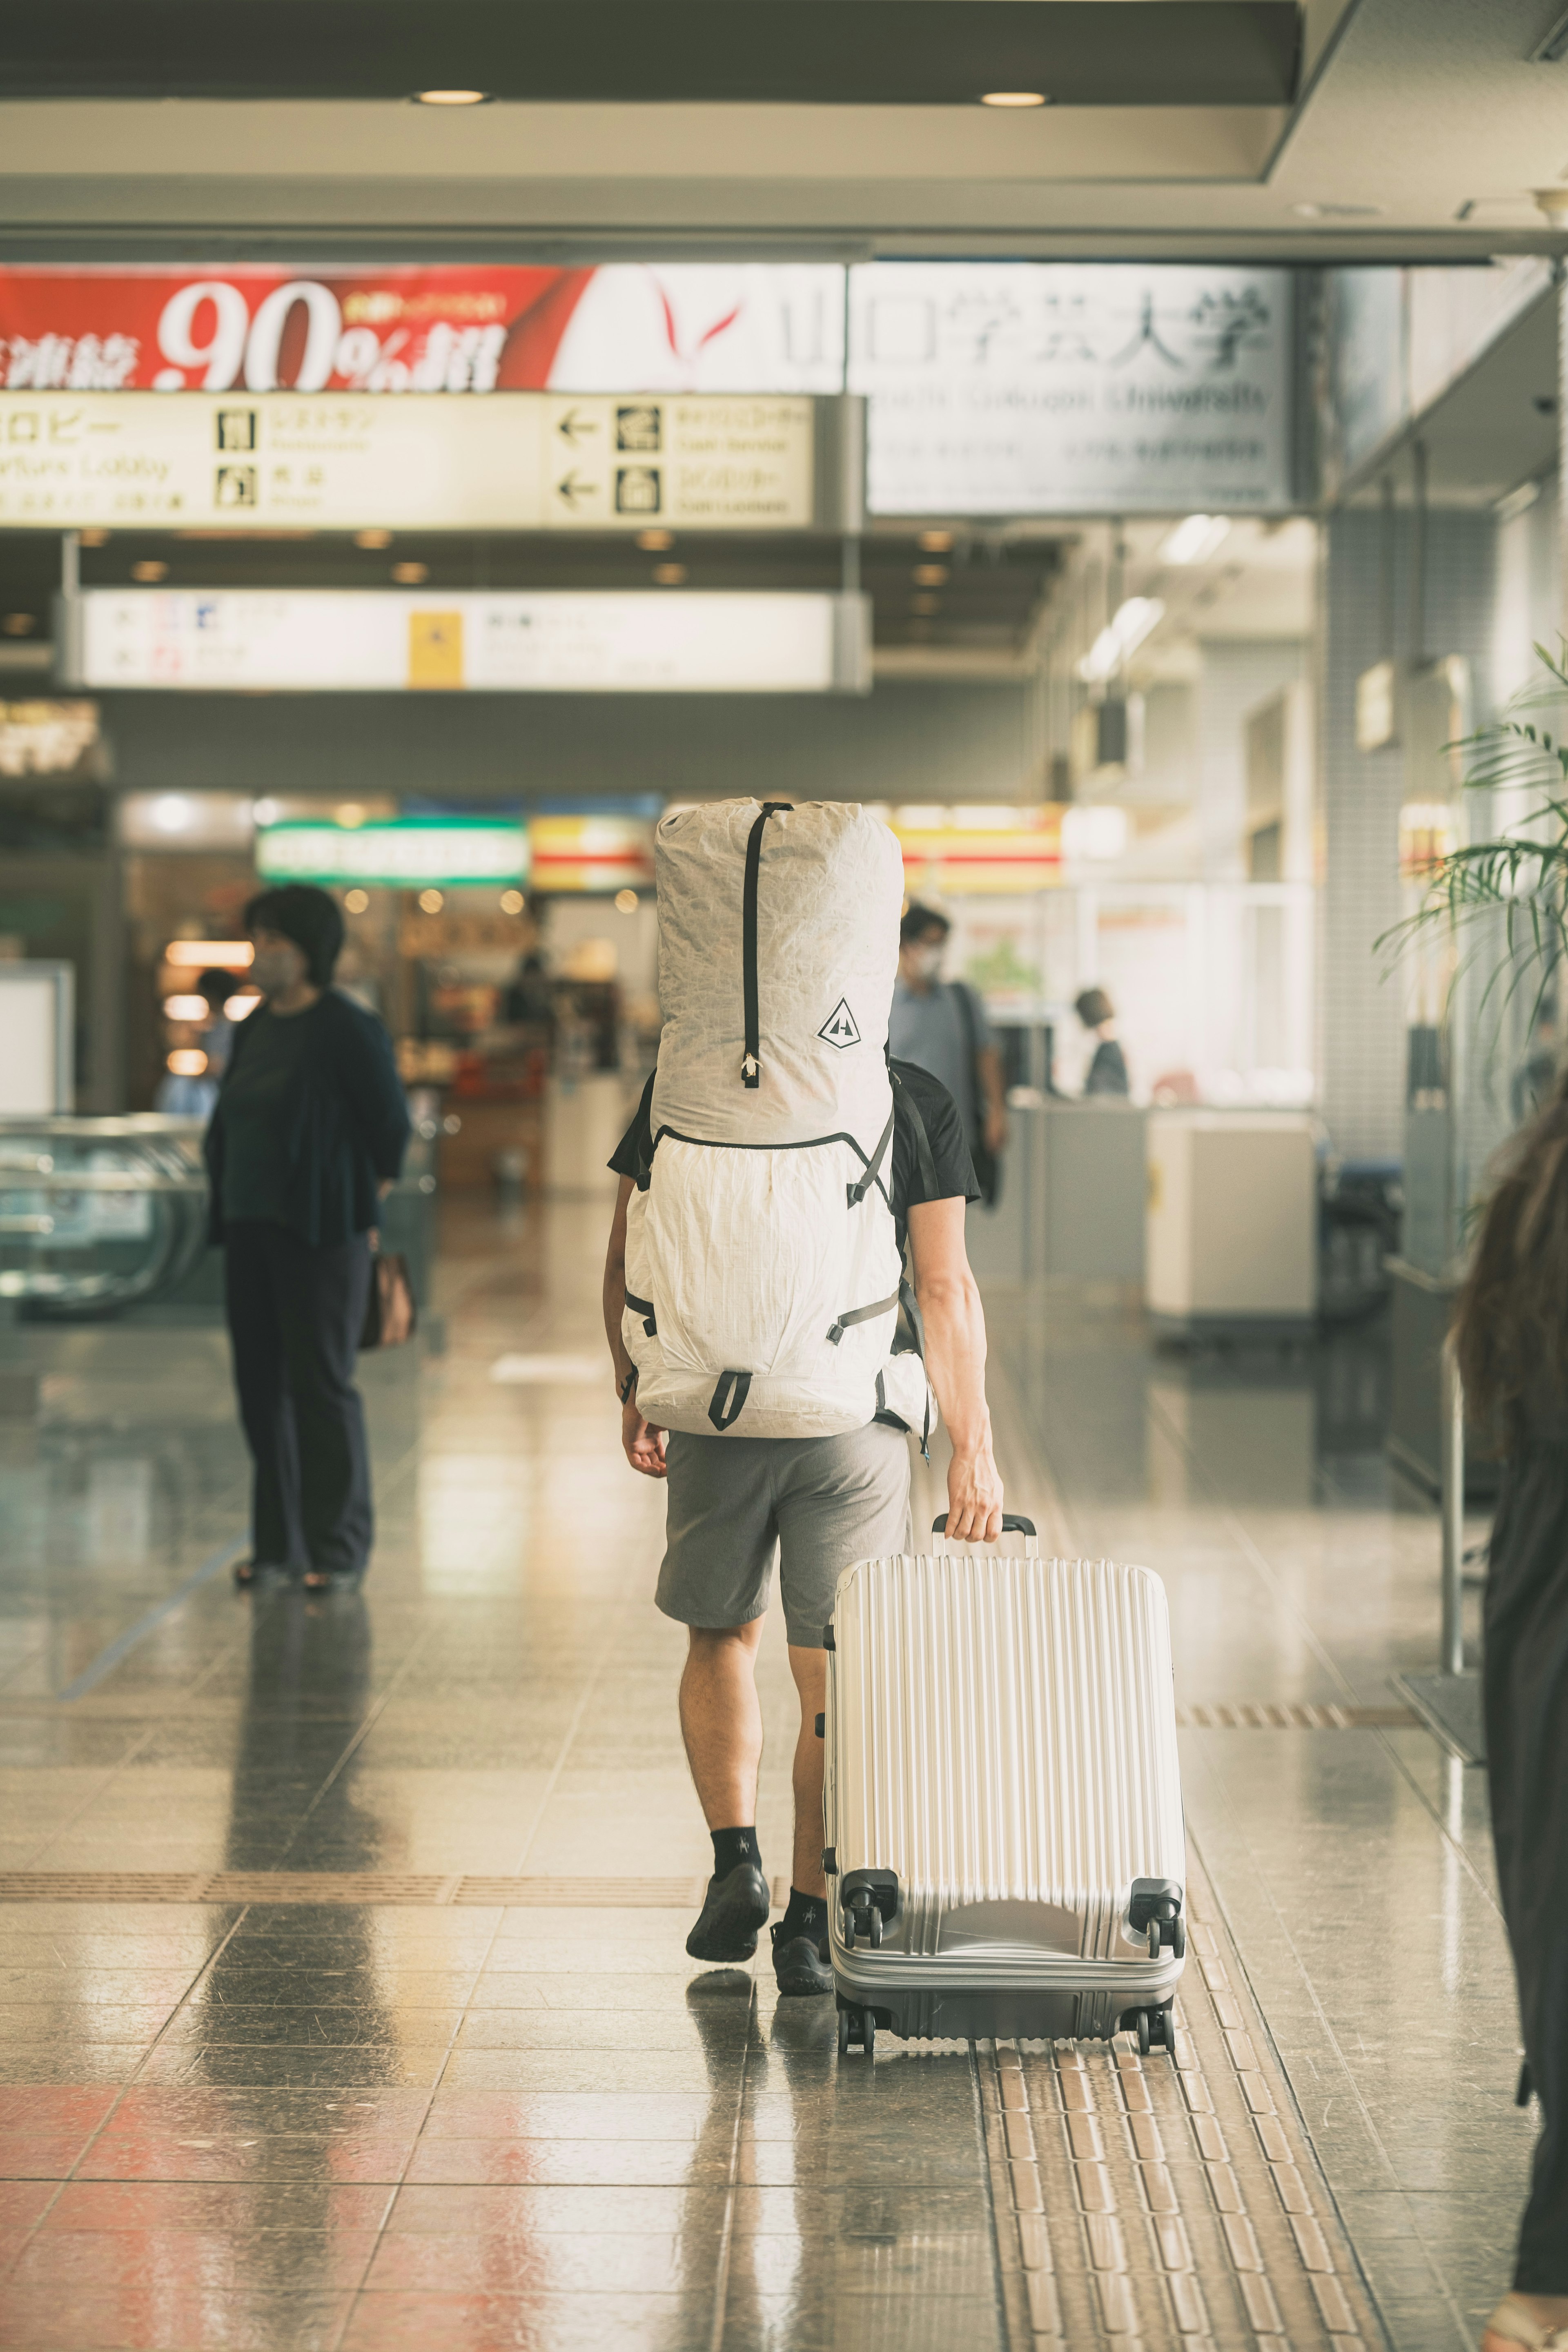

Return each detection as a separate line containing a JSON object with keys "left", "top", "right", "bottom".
{"left": 978, "top": 1857, "right": 1382, "bottom": 2348}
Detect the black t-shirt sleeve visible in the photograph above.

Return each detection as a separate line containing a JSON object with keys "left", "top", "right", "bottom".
{"left": 608, "top": 1071, "right": 656, "bottom": 1178}
{"left": 890, "top": 1058, "right": 979, "bottom": 1218}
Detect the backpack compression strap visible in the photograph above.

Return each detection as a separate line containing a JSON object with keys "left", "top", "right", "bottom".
{"left": 847, "top": 1099, "right": 895, "bottom": 1208}
{"left": 741, "top": 801, "right": 793, "bottom": 1089}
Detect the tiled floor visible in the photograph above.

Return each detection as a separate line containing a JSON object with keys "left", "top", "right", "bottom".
{"left": 0, "top": 1194, "right": 1535, "bottom": 2348}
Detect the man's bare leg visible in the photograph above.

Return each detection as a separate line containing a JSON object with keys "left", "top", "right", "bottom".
{"left": 679, "top": 1619, "right": 766, "bottom": 1826}
{"left": 787, "top": 1644, "right": 829, "bottom": 1898}
{"left": 680, "top": 1619, "right": 771, "bottom": 1962}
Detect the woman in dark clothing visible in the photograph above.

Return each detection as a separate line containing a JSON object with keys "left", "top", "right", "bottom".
{"left": 1454, "top": 1077, "right": 1568, "bottom": 2351}
{"left": 1074, "top": 987, "right": 1131, "bottom": 1098}
{"left": 205, "top": 885, "right": 410, "bottom": 1592}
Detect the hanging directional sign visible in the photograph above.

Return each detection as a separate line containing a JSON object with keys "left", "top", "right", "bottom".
{"left": 0, "top": 390, "right": 842, "bottom": 532}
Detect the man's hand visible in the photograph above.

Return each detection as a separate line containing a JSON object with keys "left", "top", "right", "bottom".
{"left": 940, "top": 1445, "right": 1004, "bottom": 1544}
{"left": 622, "top": 1396, "right": 668, "bottom": 1479}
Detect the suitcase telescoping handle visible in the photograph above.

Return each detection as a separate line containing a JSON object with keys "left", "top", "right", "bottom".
{"left": 931, "top": 1513, "right": 1036, "bottom": 1547}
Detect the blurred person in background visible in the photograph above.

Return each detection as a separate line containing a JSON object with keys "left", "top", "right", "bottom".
{"left": 1453, "top": 1074, "right": 1568, "bottom": 2350}
{"left": 154, "top": 967, "right": 240, "bottom": 1118}
{"left": 889, "top": 903, "right": 1007, "bottom": 1206}
{"left": 1075, "top": 986, "right": 1131, "bottom": 1098}
{"left": 205, "top": 884, "right": 410, "bottom": 1593}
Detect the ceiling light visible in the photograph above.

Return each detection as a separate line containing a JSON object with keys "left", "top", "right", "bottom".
{"left": 344, "top": 889, "right": 370, "bottom": 913}
{"left": 653, "top": 563, "right": 687, "bottom": 586}
{"left": 79, "top": 528, "right": 110, "bottom": 548}
{"left": 355, "top": 528, "right": 393, "bottom": 550}
{"left": 1062, "top": 806, "right": 1129, "bottom": 862}
{"left": 614, "top": 889, "right": 639, "bottom": 914}
{"left": 164, "top": 940, "right": 254, "bottom": 969}
{"left": 637, "top": 528, "right": 675, "bottom": 552}
{"left": 335, "top": 803, "right": 367, "bottom": 829}
{"left": 414, "top": 89, "right": 489, "bottom": 105}
{"left": 914, "top": 564, "right": 948, "bottom": 586}
{"left": 1291, "top": 200, "right": 1385, "bottom": 220}
{"left": 391, "top": 561, "right": 428, "bottom": 585}
{"left": 980, "top": 91, "right": 1048, "bottom": 107}
{"left": 131, "top": 559, "right": 169, "bottom": 584}
{"left": 418, "top": 889, "right": 444, "bottom": 913}
{"left": 166, "top": 1048, "right": 208, "bottom": 1078}
{"left": 1077, "top": 596, "right": 1165, "bottom": 684}
{"left": 1159, "top": 513, "right": 1231, "bottom": 566}
{"left": 918, "top": 530, "right": 954, "bottom": 552}
{"left": 227, "top": 990, "right": 261, "bottom": 1019}
{"left": 163, "top": 995, "right": 209, "bottom": 1022}
{"left": 500, "top": 889, "right": 525, "bottom": 914}
{"left": 1495, "top": 480, "right": 1544, "bottom": 523}
{"left": 1, "top": 613, "right": 35, "bottom": 636}
{"left": 912, "top": 594, "right": 942, "bottom": 615}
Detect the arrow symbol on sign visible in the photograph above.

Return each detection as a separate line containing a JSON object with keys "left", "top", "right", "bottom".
{"left": 555, "top": 471, "right": 597, "bottom": 507}
{"left": 556, "top": 409, "right": 597, "bottom": 443}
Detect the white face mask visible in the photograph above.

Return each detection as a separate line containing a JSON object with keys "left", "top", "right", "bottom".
{"left": 910, "top": 944, "right": 943, "bottom": 981}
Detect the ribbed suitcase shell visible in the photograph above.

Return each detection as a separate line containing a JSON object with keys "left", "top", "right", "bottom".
{"left": 825, "top": 1552, "right": 1185, "bottom": 2042}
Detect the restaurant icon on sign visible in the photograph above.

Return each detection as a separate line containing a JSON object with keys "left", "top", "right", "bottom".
{"left": 615, "top": 403, "right": 662, "bottom": 452}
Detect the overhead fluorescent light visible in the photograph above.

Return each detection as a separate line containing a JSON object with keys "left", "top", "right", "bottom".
{"left": 980, "top": 91, "right": 1049, "bottom": 107}
{"left": 414, "top": 89, "right": 490, "bottom": 105}
{"left": 1159, "top": 514, "right": 1231, "bottom": 566}
{"left": 1495, "top": 480, "right": 1543, "bottom": 523}
{"left": 1077, "top": 597, "right": 1165, "bottom": 684}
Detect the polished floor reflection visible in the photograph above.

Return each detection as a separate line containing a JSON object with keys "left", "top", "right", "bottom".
{"left": 0, "top": 1198, "right": 1532, "bottom": 2348}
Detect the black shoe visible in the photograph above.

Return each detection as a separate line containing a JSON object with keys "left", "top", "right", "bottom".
{"left": 771, "top": 1918, "right": 833, "bottom": 1997}
{"left": 686, "top": 1862, "right": 770, "bottom": 1962}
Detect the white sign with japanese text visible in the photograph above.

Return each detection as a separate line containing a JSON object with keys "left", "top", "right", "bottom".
{"left": 76, "top": 588, "right": 862, "bottom": 694}
{"left": 849, "top": 263, "right": 1293, "bottom": 515}
{"left": 0, "top": 390, "right": 818, "bottom": 531}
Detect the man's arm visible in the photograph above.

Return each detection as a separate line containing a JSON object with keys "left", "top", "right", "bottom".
{"left": 603, "top": 1175, "right": 667, "bottom": 1479}
{"left": 908, "top": 1194, "right": 1003, "bottom": 1541}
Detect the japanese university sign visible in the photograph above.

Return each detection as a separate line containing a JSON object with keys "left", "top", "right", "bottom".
{"left": 0, "top": 264, "right": 1295, "bottom": 520}
{"left": 849, "top": 263, "right": 1294, "bottom": 515}
{"left": 0, "top": 392, "right": 818, "bottom": 532}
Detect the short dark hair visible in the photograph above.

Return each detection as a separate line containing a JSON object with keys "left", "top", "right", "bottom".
{"left": 900, "top": 902, "right": 950, "bottom": 950}
{"left": 244, "top": 884, "right": 345, "bottom": 988}
{"left": 1075, "top": 987, "right": 1114, "bottom": 1029}
{"left": 196, "top": 968, "right": 237, "bottom": 1009}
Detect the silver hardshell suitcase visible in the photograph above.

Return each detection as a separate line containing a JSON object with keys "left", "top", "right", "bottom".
{"left": 823, "top": 1517, "right": 1186, "bottom": 2057}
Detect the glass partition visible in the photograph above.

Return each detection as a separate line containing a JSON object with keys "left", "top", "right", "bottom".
{"left": 0, "top": 1116, "right": 210, "bottom": 1316}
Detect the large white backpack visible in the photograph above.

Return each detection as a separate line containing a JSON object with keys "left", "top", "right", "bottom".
{"left": 623, "top": 798, "right": 936, "bottom": 1441}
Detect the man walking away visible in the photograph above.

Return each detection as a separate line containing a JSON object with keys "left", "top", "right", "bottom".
{"left": 889, "top": 902, "right": 1008, "bottom": 1205}
{"left": 601, "top": 800, "right": 1006, "bottom": 1994}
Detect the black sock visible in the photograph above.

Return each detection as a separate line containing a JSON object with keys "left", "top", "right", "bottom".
{"left": 711, "top": 1826, "right": 761, "bottom": 1880}
{"left": 778, "top": 1885, "right": 827, "bottom": 1941}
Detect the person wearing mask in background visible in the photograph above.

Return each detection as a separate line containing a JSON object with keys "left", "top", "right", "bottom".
{"left": 1075, "top": 986, "right": 1131, "bottom": 1099}
{"left": 154, "top": 968, "right": 240, "bottom": 1119}
{"left": 1454, "top": 1077, "right": 1568, "bottom": 2352}
{"left": 205, "top": 884, "right": 410, "bottom": 1593}
{"left": 888, "top": 903, "right": 1008, "bottom": 1207}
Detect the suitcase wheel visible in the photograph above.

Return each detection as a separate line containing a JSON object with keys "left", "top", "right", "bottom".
{"left": 835, "top": 2001, "right": 876, "bottom": 2058}
{"left": 1136, "top": 2009, "right": 1151, "bottom": 2058}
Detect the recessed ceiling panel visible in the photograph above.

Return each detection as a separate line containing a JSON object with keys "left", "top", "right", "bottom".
{"left": 1, "top": 3, "right": 1301, "bottom": 107}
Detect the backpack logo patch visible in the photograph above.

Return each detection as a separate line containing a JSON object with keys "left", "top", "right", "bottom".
{"left": 819, "top": 998, "right": 861, "bottom": 1051}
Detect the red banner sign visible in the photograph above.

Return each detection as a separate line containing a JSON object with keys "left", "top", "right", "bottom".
{"left": 0, "top": 267, "right": 594, "bottom": 395}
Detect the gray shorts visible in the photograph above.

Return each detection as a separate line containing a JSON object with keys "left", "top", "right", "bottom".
{"left": 657, "top": 1421, "right": 913, "bottom": 1649}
